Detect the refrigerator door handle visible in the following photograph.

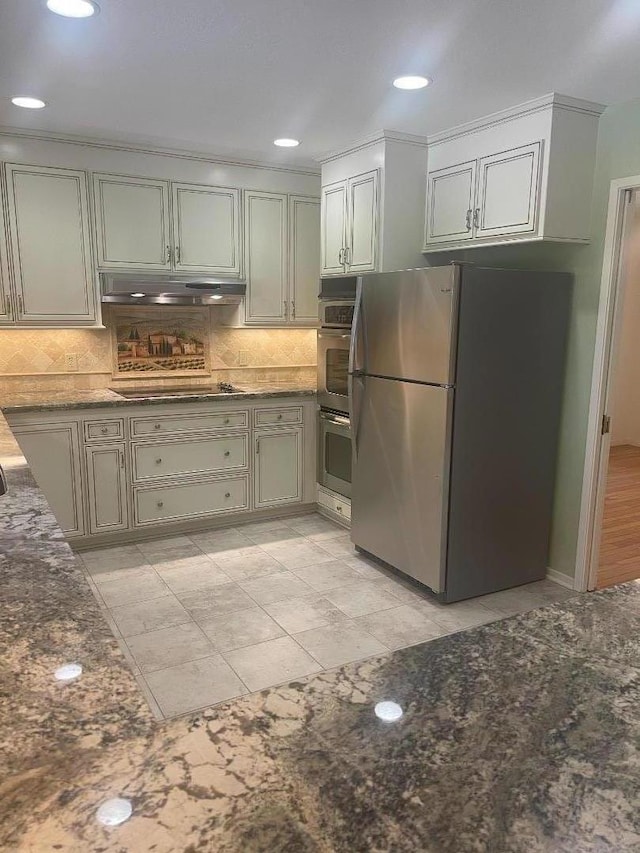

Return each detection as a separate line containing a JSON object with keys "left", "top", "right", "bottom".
{"left": 349, "top": 373, "right": 366, "bottom": 458}
{"left": 348, "top": 277, "right": 364, "bottom": 376}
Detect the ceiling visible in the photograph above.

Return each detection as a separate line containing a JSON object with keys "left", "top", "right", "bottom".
{"left": 0, "top": 0, "right": 639, "bottom": 168}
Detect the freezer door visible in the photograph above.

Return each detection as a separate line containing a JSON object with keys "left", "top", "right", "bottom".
{"left": 351, "top": 375, "right": 452, "bottom": 593}
{"left": 355, "top": 267, "right": 459, "bottom": 385}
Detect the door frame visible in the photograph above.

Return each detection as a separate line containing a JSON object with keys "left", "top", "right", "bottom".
{"left": 575, "top": 174, "right": 640, "bottom": 591}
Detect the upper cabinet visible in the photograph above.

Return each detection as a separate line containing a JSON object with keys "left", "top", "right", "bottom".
{"left": 289, "top": 195, "right": 321, "bottom": 324}
{"left": 0, "top": 189, "right": 11, "bottom": 326}
{"left": 93, "top": 174, "right": 171, "bottom": 270}
{"left": 93, "top": 173, "right": 241, "bottom": 274}
{"left": 244, "top": 190, "right": 320, "bottom": 327}
{"left": 423, "top": 94, "right": 605, "bottom": 252}
{"left": 4, "top": 164, "right": 98, "bottom": 326}
{"left": 172, "top": 183, "right": 240, "bottom": 275}
{"left": 321, "top": 171, "right": 378, "bottom": 275}
{"left": 320, "top": 131, "right": 428, "bottom": 276}
{"left": 244, "top": 190, "right": 288, "bottom": 324}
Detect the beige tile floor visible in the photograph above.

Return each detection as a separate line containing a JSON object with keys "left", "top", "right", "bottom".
{"left": 78, "top": 513, "right": 576, "bottom": 719}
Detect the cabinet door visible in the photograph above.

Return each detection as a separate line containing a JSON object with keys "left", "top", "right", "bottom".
{"left": 5, "top": 165, "right": 97, "bottom": 325}
{"left": 85, "top": 443, "right": 129, "bottom": 534}
{"left": 0, "top": 195, "right": 12, "bottom": 325}
{"left": 424, "top": 160, "right": 476, "bottom": 246}
{"left": 321, "top": 181, "right": 347, "bottom": 276}
{"left": 346, "top": 170, "right": 378, "bottom": 272}
{"left": 254, "top": 428, "right": 303, "bottom": 508}
{"left": 93, "top": 174, "right": 171, "bottom": 270}
{"left": 12, "top": 421, "right": 85, "bottom": 537}
{"left": 172, "top": 183, "right": 241, "bottom": 274}
{"left": 475, "top": 142, "right": 541, "bottom": 239}
{"left": 289, "top": 195, "right": 320, "bottom": 325}
{"left": 244, "top": 191, "right": 288, "bottom": 324}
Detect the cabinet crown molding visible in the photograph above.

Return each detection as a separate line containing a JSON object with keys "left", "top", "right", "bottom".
{"left": 317, "top": 128, "right": 429, "bottom": 165}
{"left": 0, "top": 124, "right": 321, "bottom": 177}
{"left": 427, "top": 92, "right": 606, "bottom": 147}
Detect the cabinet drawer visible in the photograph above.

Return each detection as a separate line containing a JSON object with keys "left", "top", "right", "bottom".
{"left": 317, "top": 487, "right": 351, "bottom": 521}
{"left": 254, "top": 406, "right": 303, "bottom": 427}
{"left": 132, "top": 434, "right": 248, "bottom": 482}
{"left": 84, "top": 418, "right": 125, "bottom": 442}
{"left": 134, "top": 475, "right": 249, "bottom": 525}
{"left": 131, "top": 410, "right": 248, "bottom": 436}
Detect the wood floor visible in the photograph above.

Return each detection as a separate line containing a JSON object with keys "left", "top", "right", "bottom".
{"left": 597, "top": 444, "right": 640, "bottom": 588}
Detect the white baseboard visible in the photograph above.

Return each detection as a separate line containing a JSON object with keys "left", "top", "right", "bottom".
{"left": 546, "top": 568, "right": 576, "bottom": 590}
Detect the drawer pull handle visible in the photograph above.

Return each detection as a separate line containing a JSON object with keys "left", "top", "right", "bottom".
{"left": 156, "top": 458, "right": 162, "bottom": 464}
{"left": 101, "top": 426, "right": 109, "bottom": 434}
{"left": 224, "top": 450, "right": 230, "bottom": 457}
{"left": 225, "top": 492, "right": 231, "bottom": 498}
{"left": 277, "top": 414, "right": 283, "bottom": 420}
{"left": 224, "top": 418, "right": 230, "bottom": 424}
{"left": 154, "top": 424, "right": 161, "bottom": 430}
{"left": 157, "top": 500, "right": 164, "bottom": 508}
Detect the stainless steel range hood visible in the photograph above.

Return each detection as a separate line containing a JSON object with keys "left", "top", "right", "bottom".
{"left": 100, "top": 272, "right": 246, "bottom": 306}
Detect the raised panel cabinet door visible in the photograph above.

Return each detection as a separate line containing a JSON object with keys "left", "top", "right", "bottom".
{"left": 321, "top": 181, "right": 347, "bottom": 276}
{"left": 12, "top": 421, "right": 85, "bottom": 536}
{"left": 0, "top": 194, "right": 12, "bottom": 325}
{"left": 289, "top": 195, "right": 321, "bottom": 325}
{"left": 85, "top": 443, "right": 129, "bottom": 534}
{"left": 172, "top": 183, "right": 241, "bottom": 274}
{"left": 5, "top": 164, "right": 97, "bottom": 324}
{"left": 93, "top": 174, "right": 171, "bottom": 269}
{"left": 254, "top": 428, "right": 303, "bottom": 508}
{"left": 244, "top": 191, "right": 288, "bottom": 324}
{"left": 424, "top": 160, "right": 477, "bottom": 247}
{"left": 475, "top": 142, "right": 542, "bottom": 239}
{"left": 346, "top": 170, "right": 379, "bottom": 272}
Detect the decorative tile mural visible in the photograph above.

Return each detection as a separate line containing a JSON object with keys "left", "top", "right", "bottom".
{"left": 112, "top": 309, "right": 210, "bottom": 376}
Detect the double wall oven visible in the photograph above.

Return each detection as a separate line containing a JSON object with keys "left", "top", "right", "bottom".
{"left": 317, "top": 277, "right": 357, "bottom": 500}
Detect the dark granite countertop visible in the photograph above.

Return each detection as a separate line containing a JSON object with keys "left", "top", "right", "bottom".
{"left": 1, "top": 384, "right": 317, "bottom": 415}
{"left": 1, "top": 404, "right": 640, "bottom": 850}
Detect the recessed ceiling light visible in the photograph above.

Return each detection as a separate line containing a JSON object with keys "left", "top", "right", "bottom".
{"left": 274, "top": 138, "right": 300, "bottom": 148}
{"left": 130, "top": 292, "right": 145, "bottom": 298}
{"left": 46, "top": 0, "right": 99, "bottom": 17}
{"left": 11, "top": 96, "right": 46, "bottom": 109}
{"left": 393, "top": 75, "right": 431, "bottom": 90}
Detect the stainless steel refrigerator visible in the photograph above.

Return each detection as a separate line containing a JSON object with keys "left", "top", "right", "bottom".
{"left": 348, "top": 264, "right": 571, "bottom": 603}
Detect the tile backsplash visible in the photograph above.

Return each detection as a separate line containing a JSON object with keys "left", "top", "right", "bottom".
{"left": 0, "top": 308, "right": 317, "bottom": 393}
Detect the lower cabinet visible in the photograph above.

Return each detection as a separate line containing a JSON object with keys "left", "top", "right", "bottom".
{"left": 8, "top": 400, "right": 313, "bottom": 544}
{"left": 134, "top": 474, "right": 249, "bottom": 526}
{"left": 254, "top": 427, "right": 303, "bottom": 508}
{"left": 85, "top": 443, "right": 129, "bottom": 534}
{"left": 11, "top": 421, "right": 85, "bottom": 537}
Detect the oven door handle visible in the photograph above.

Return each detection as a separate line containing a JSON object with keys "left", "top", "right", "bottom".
{"left": 318, "top": 330, "right": 351, "bottom": 340}
{"left": 318, "top": 411, "right": 350, "bottom": 426}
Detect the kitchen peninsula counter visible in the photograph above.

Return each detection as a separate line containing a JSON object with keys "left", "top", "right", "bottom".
{"left": 1, "top": 400, "right": 640, "bottom": 850}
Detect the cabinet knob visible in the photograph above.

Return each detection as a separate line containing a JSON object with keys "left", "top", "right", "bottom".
{"left": 336, "top": 505, "right": 343, "bottom": 513}
{"left": 101, "top": 426, "right": 108, "bottom": 434}
{"left": 225, "top": 492, "right": 231, "bottom": 498}
{"left": 157, "top": 500, "right": 164, "bottom": 508}
{"left": 277, "top": 414, "right": 283, "bottom": 420}
{"left": 154, "top": 423, "right": 161, "bottom": 430}
{"left": 155, "top": 458, "right": 162, "bottom": 464}
{"left": 224, "top": 418, "right": 230, "bottom": 424}
{"left": 224, "top": 450, "right": 230, "bottom": 457}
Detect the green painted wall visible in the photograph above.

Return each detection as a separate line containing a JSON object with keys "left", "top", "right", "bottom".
{"left": 429, "top": 97, "right": 640, "bottom": 581}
